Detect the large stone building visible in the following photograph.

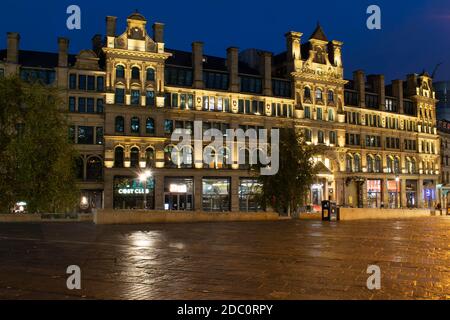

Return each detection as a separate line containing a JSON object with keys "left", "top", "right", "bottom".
{"left": 0, "top": 12, "right": 440, "bottom": 212}
{"left": 437, "top": 119, "right": 450, "bottom": 209}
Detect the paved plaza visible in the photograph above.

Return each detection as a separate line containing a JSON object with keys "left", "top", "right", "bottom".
{"left": 0, "top": 217, "right": 449, "bottom": 300}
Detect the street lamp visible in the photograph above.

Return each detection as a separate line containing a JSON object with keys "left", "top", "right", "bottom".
{"left": 395, "top": 175, "right": 400, "bottom": 208}
{"left": 139, "top": 170, "right": 152, "bottom": 210}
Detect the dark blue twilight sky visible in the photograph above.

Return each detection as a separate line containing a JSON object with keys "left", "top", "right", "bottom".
{"left": 1, "top": 0, "right": 450, "bottom": 81}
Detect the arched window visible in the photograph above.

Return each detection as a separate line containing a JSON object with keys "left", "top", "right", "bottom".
{"left": 411, "top": 158, "right": 416, "bottom": 173}
{"left": 164, "top": 145, "right": 178, "bottom": 168}
{"left": 114, "top": 147, "right": 124, "bottom": 168}
{"left": 145, "top": 148, "right": 155, "bottom": 168}
{"left": 317, "top": 130, "right": 324, "bottom": 144}
{"left": 394, "top": 157, "right": 400, "bottom": 174}
{"left": 146, "top": 117, "right": 155, "bottom": 135}
{"left": 304, "top": 87, "right": 311, "bottom": 100}
{"left": 86, "top": 156, "right": 103, "bottom": 181}
{"left": 116, "top": 65, "right": 125, "bottom": 78}
{"left": 346, "top": 155, "right": 353, "bottom": 173}
{"left": 115, "top": 116, "right": 124, "bottom": 133}
{"left": 315, "top": 88, "right": 323, "bottom": 101}
{"left": 181, "top": 146, "right": 193, "bottom": 168}
{"left": 131, "top": 67, "right": 140, "bottom": 80}
{"left": 354, "top": 154, "right": 361, "bottom": 172}
{"left": 374, "top": 156, "right": 381, "bottom": 173}
{"left": 328, "top": 90, "right": 334, "bottom": 102}
{"left": 386, "top": 156, "right": 393, "bottom": 173}
{"left": 130, "top": 117, "right": 140, "bottom": 134}
{"left": 130, "top": 147, "right": 140, "bottom": 168}
{"left": 367, "top": 155, "right": 374, "bottom": 173}
{"left": 75, "top": 157, "right": 84, "bottom": 180}
{"left": 218, "top": 147, "right": 231, "bottom": 169}
{"left": 305, "top": 128, "right": 312, "bottom": 142}
{"left": 146, "top": 68, "right": 155, "bottom": 81}
{"left": 328, "top": 108, "right": 334, "bottom": 121}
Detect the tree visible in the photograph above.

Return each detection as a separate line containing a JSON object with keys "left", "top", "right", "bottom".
{"left": 0, "top": 76, "right": 78, "bottom": 213}
{"left": 258, "top": 127, "right": 321, "bottom": 216}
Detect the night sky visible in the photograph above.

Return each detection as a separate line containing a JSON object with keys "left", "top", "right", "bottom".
{"left": 1, "top": 0, "right": 449, "bottom": 81}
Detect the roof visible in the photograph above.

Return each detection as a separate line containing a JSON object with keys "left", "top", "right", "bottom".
{"left": 310, "top": 23, "right": 328, "bottom": 42}
{"left": 0, "top": 49, "right": 77, "bottom": 68}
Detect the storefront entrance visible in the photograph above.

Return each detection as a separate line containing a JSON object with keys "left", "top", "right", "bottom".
{"left": 367, "top": 180, "right": 381, "bottom": 208}
{"left": 406, "top": 180, "right": 417, "bottom": 208}
{"left": 387, "top": 180, "right": 400, "bottom": 208}
{"left": 164, "top": 177, "right": 194, "bottom": 210}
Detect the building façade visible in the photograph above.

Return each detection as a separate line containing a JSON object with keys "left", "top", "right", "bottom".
{"left": 0, "top": 12, "right": 440, "bottom": 212}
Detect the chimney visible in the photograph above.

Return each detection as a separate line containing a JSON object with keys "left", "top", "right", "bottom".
{"left": 153, "top": 22, "right": 164, "bottom": 43}
{"left": 106, "top": 16, "right": 117, "bottom": 37}
{"left": 285, "top": 31, "right": 302, "bottom": 72}
{"left": 227, "top": 47, "right": 239, "bottom": 92}
{"left": 57, "top": 37, "right": 69, "bottom": 68}
{"left": 367, "top": 74, "right": 385, "bottom": 110}
{"left": 392, "top": 79, "right": 404, "bottom": 113}
{"left": 91, "top": 34, "right": 103, "bottom": 54}
{"left": 406, "top": 74, "right": 418, "bottom": 97}
{"left": 353, "top": 70, "right": 365, "bottom": 107}
{"left": 260, "top": 51, "right": 272, "bottom": 96}
{"left": 192, "top": 42, "right": 204, "bottom": 89}
{"left": 7, "top": 32, "right": 20, "bottom": 64}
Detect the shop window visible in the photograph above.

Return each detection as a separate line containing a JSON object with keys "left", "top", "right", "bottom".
{"left": 239, "top": 178, "right": 263, "bottom": 212}
{"left": 202, "top": 178, "right": 231, "bottom": 212}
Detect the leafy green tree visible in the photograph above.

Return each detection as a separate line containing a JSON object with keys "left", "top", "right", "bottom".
{"left": 0, "top": 76, "right": 78, "bottom": 213}
{"left": 258, "top": 127, "right": 321, "bottom": 216}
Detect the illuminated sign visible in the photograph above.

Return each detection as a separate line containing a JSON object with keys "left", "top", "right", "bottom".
{"left": 169, "top": 184, "right": 187, "bottom": 193}
{"left": 118, "top": 188, "right": 151, "bottom": 195}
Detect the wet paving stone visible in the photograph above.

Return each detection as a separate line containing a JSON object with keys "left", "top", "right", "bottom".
{"left": 0, "top": 217, "right": 450, "bottom": 299}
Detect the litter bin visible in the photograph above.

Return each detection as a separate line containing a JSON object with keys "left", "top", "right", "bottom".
{"left": 322, "top": 200, "right": 330, "bottom": 221}
{"left": 329, "top": 202, "right": 339, "bottom": 221}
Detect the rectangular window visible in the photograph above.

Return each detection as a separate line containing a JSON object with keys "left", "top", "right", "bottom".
{"left": 217, "top": 97, "right": 223, "bottom": 111}
{"left": 87, "top": 76, "right": 95, "bottom": 90}
{"left": 304, "top": 106, "right": 311, "bottom": 119}
{"left": 245, "top": 100, "right": 251, "bottom": 114}
{"left": 95, "top": 127, "right": 103, "bottom": 145}
{"left": 238, "top": 99, "right": 244, "bottom": 113}
{"left": 96, "top": 76, "right": 104, "bottom": 91}
{"left": 317, "top": 108, "right": 323, "bottom": 120}
{"left": 239, "top": 178, "right": 263, "bottom": 211}
{"left": 164, "top": 120, "right": 173, "bottom": 134}
{"left": 146, "top": 90, "right": 155, "bottom": 107}
{"left": 202, "top": 178, "right": 231, "bottom": 211}
{"left": 78, "top": 97, "right": 86, "bottom": 113}
{"left": 69, "top": 74, "right": 77, "bottom": 89}
{"left": 69, "top": 97, "right": 76, "bottom": 112}
{"left": 131, "top": 90, "right": 140, "bottom": 105}
{"left": 172, "top": 93, "right": 178, "bottom": 108}
{"left": 78, "top": 75, "right": 87, "bottom": 90}
{"left": 115, "top": 88, "right": 125, "bottom": 104}
{"left": 188, "top": 94, "right": 193, "bottom": 109}
{"left": 203, "top": 96, "right": 209, "bottom": 111}
{"left": 209, "top": 96, "right": 215, "bottom": 111}
{"left": 180, "top": 94, "right": 187, "bottom": 109}
{"left": 77, "top": 126, "right": 94, "bottom": 144}
{"left": 87, "top": 98, "right": 95, "bottom": 113}
{"left": 96, "top": 99, "right": 104, "bottom": 113}
{"left": 224, "top": 98, "right": 230, "bottom": 112}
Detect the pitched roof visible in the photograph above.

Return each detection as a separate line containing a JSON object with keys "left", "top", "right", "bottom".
{"left": 0, "top": 50, "right": 77, "bottom": 68}
{"left": 309, "top": 23, "right": 328, "bottom": 42}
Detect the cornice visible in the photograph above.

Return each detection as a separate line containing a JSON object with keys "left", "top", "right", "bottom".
{"left": 103, "top": 47, "right": 172, "bottom": 60}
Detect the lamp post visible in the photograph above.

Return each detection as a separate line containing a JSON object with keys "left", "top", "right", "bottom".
{"left": 139, "top": 170, "right": 152, "bottom": 210}
{"left": 395, "top": 175, "right": 400, "bottom": 208}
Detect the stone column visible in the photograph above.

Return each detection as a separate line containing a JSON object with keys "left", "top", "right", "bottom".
{"left": 417, "top": 178, "right": 424, "bottom": 208}
{"left": 154, "top": 174, "right": 164, "bottom": 210}
{"left": 231, "top": 176, "right": 240, "bottom": 212}
{"left": 194, "top": 175, "right": 202, "bottom": 211}
{"left": 103, "top": 171, "right": 114, "bottom": 209}
{"left": 382, "top": 178, "right": 389, "bottom": 208}
{"left": 401, "top": 178, "right": 406, "bottom": 208}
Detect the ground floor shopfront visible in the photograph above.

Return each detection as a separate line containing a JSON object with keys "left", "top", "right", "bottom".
{"left": 335, "top": 175, "right": 438, "bottom": 209}
{"left": 101, "top": 169, "right": 263, "bottom": 212}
